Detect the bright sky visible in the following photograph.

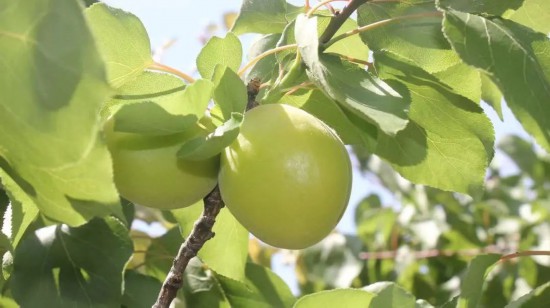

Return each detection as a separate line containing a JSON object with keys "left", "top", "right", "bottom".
{"left": 101, "top": 0, "right": 534, "bottom": 294}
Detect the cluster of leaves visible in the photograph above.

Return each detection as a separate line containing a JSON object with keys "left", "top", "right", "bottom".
{"left": 0, "top": 0, "right": 549, "bottom": 306}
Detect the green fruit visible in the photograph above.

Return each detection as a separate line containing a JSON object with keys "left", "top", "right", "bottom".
{"left": 104, "top": 119, "right": 219, "bottom": 210}
{"left": 219, "top": 104, "right": 352, "bottom": 249}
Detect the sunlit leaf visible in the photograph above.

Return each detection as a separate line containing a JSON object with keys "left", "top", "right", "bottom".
{"left": 109, "top": 75, "right": 212, "bottom": 135}
{"left": 375, "top": 52, "right": 494, "bottom": 195}
{"left": 294, "top": 289, "right": 375, "bottom": 307}
{"left": 172, "top": 202, "right": 249, "bottom": 283}
{"left": 358, "top": 0, "right": 460, "bottom": 73}
{"left": 443, "top": 10, "right": 550, "bottom": 153}
{"left": 86, "top": 3, "right": 153, "bottom": 88}
{"left": 364, "top": 282, "right": 416, "bottom": 307}
{"left": 438, "top": 0, "right": 524, "bottom": 15}
{"left": 177, "top": 113, "right": 244, "bottom": 161}
{"left": 197, "top": 33, "right": 242, "bottom": 79}
{"left": 0, "top": 0, "right": 121, "bottom": 226}
{"left": 232, "top": 0, "right": 301, "bottom": 35}
{"left": 508, "top": 0, "right": 550, "bottom": 34}
{"left": 295, "top": 15, "right": 409, "bottom": 136}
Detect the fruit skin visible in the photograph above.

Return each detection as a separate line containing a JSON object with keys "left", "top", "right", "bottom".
{"left": 104, "top": 120, "right": 219, "bottom": 210}
{"left": 219, "top": 104, "right": 352, "bottom": 249}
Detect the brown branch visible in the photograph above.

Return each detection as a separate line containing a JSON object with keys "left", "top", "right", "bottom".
{"left": 153, "top": 79, "right": 261, "bottom": 308}
{"left": 318, "top": 0, "right": 368, "bottom": 45}
{"left": 153, "top": 186, "right": 224, "bottom": 308}
{"left": 500, "top": 250, "right": 550, "bottom": 262}
{"left": 359, "top": 246, "right": 504, "bottom": 260}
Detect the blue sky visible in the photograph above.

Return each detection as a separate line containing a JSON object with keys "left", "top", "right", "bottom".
{"left": 101, "top": 0, "right": 534, "bottom": 294}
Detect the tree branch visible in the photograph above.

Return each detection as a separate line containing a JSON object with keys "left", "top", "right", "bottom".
{"left": 153, "top": 79, "right": 261, "bottom": 308}
{"left": 153, "top": 186, "right": 224, "bottom": 308}
{"left": 318, "top": 0, "right": 368, "bottom": 45}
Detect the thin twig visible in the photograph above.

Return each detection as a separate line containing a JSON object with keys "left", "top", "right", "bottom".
{"left": 238, "top": 44, "right": 298, "bottom": 77}
{"left": 148, "top": 62, "right": 196, "bottom": 83}
{"left": 359, "top": 246, "right": 504, "bottom": 260}
{"left": 153, "top": 186, "right": 224, "bottom": 308}
{"left": 500, "top": 250, "right": 550, "bottom": 262}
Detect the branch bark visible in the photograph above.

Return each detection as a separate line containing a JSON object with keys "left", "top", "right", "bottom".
{"left": 318, "top": 0, "right": 369, "bottom": 46}
{"left": 153, "top": 79, "right": 261, "bottom": 308}
{"left": 153, "top": 186, "right": 224, "bottom": 308}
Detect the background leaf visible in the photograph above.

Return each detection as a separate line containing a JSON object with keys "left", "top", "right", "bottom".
{"left": 457, "top": 254, "right": 501, "bottom": 308}
{"left": 86, "top": 3, "right": 153, "bottom": 88}
{"left": 442, "top": 10, "right": 550, "bottom": 153}
{"left": 197, "top": 33, "right": 242, "bottom": 79}
{"left": 11, "top": 218, "right": 133, "bottom": 307}
{"left": 0, "top": 0, "right": 121, "bottom": 226}
{"left": 364, "top": 282, "right": 416, "bottom": 307}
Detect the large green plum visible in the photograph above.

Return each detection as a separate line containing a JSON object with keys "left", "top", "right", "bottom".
{"left": 219, "top": 104, "right": 352, "bottom": 249}
{"left": 104, "top": 120, "right": 219, "bottom": 210}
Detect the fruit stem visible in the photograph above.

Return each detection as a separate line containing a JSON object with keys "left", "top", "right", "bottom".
{"left": 323, "top": 11, "right": 443, "bottom": 48}
{"left": 306, "top": 0, "right": 348, "bottom": 17}
{"left": 149, "top": 61, "right": 196, "bottom": 83}
{"left": 153, "top": 186, "right": 224, "bottom": 308}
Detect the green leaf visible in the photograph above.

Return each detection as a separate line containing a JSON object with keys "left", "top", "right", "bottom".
{"left": 197, "top": 33, "right": 242, "bottom": 79}
{"left": 284, "top": 90, "right": 366, "bottom": 145}
{"left": 216, "top": 262, "right": 296, "bottom": 307}
{"left": 508, "top": 0, "right": 550, "bottom": 34}
{"left": 457, "top": 254, "right": 501, "bottom": 308}
{"left": 442, "top": 10, "right": 550, "bottom": 153}
{"left": 212, "top": 65, "right": 248, "bottom": 120}
{"left": 109, "top": 75, "right": 212, "bottom": 135}
{"left": 438, "top": 0, "right": 524, "bottom": 15}
{"left": 172, "top": 202, "right": 249, "bottom": 283}
{"left": 86, "top": 3, "right": 153, "bottom": 88}
{"left": 506, "top": 281, "right": 550, "bottom": 308}
{"left": 364, "top": 282, "right": 416, "bottom": 307}
{"left": 0, "top": 0, "right": 122, "bottom": 226}
{"left": 177, "top": 113, "right": 244, "bottom": 161}
{"left": 0, "top": 297, "right": 17, "bottom": 308}
{"left": 11, "top": 218, "right": 132, "bottom": 307}
{"left": 0, "top": 169, "right": 39, "bottom": 248}
{"left": 324, "top": 18, "right": 370, "bottom": 62}
{"left": 432, "top": 62, "right": 481, "bottom": 104}
{"left": 480, "top": 73, "right": 503, "bottom": 120}
{"left": 144, "top": 227, "right": 181, "bottom": 282}
{"left": 294, "top": 289, "right": 375, "bottom": 307}
{"left": 295, "top": 15, "right": 409, "bottom": 136}
{"left": 232, "top": 0, "right": 300, "bottom": 35}
{"left": 246, "top": 34, "right": 282, "bottom": 82}
{"left": 375, "top": 52, "right": 494, "bottom": 195}
{"left": 357, "top": 0, "right": 460, "bottom": 73}
{"left": 182, "top": 258, "right": 231, "bottom": 308}
{"left": 122, "top": 270, "right": 162, "bottom": 308}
